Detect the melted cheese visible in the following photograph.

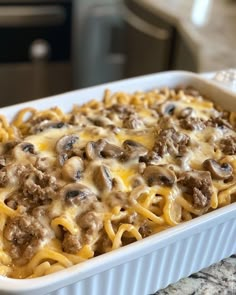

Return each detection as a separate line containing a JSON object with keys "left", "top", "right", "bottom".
{"left": 112, "top": 166, "right": 136, "bottom": 190}
{"left": 27, "top": 128, "right": 69, "bottom": 156}
{"left": 116, "top": 129, "right": 155, "bottom": 149}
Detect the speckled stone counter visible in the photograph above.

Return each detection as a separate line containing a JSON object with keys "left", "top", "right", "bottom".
{"left": 132, "top": 0, "right": 236, "bottom": 72}
{"left": 154, "top": 256, "right": 236, "bottom": 294}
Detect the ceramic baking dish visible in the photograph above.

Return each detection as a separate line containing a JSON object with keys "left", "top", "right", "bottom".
{"left": 0, "top": 71, "right": 236, "bottom": 295}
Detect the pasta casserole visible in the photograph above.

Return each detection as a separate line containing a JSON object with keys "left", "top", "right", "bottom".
{"left": 0, "top": 86, "right": 235, "bottom": 279}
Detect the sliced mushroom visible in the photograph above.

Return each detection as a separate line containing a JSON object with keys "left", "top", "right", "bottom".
{"left": 123, "top": 115, "right": 144, "bottom": 129}
{"left": 85, "top": 141, "right": 97, "bottom": 160}
{"left": 131, "top": 175, "right": 145, "bottom": 188}
{"left": 85, "top": 139, "right": 106, "bottom": 160}
{"left": 203, "top": 159, "right": 233, "bottom": 180}
{"left": 62, "top": 156, "right": 84, "bottom": 181}
{"left": 112, "top": 177, "right": 126, "bottom": 191}
{"left": 93, "top": 165, "right": 112, "bottom": 191}
{"left": 139, "top": 151, "right": 160, "bottom": 165}
{"left": 13, "top": 142, "right": 36, "bottom": 161}
{"left": 35, "top": 157, "right": 53, "bottom": 172}
{"left": 122, "top": 140, "right": 148, "bottom": 160}
{"left": 108, "top": 125, "right": 121, "bottom": 134}
{"left": 177, "top": 107, "right": 193, "bottom": 119}
{"left": 58, "top": 153, "right": 69, "bottom": 166}
{"left": 56, "top": 134, "right": 79, "bottom": 154}
{"left": 61, "top": 183, "right": 96, "bottom": 206}
{"left": 88, "top": 116, "right": 113, "bottom": 127}
{"left": 143, "top": 165, "right": 176, "bottom": 186}
{"left": 100, "top": 142, "right": 124, "bottom": 159}
{"left": 22, "top": 143, "right": 35, "bottom": 153}
{"left": 85, "top": 139, "right": 123, "bottom": 160}
{"left": 0, "top": 156, "right": 6, "bottom": 169}
{"left": 2, "top": 141, "right": 20, "bottom": 154}
{"left": 138, "top": 162, "right": 146, "bottom": 174}
{"left": 160, "top": 103, "right": 176, "bottom": 116}
{"left": 31, "top": 121, "right": 66, "bottom": 134}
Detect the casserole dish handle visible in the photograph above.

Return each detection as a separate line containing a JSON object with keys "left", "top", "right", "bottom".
{"left": 212, "top": 69, "right": 236, "bottom": 91}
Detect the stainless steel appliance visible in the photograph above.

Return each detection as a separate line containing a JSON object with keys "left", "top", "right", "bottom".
{"left": 123, "top": 0, "right": 174, "bottom": 77}
{"left": 72, "top": 0, "right": 126, "bottom": 88}
{"left": 0, "top": 0, "right": 72, "bottom": 107}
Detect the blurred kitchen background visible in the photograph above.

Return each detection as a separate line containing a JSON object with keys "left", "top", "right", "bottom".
{"left": 0, "top": 0, "right": 235, "bottom": 107}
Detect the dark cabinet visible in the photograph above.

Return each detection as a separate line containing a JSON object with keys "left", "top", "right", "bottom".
{"left": 172, "top": 32, "right": 198, "bottom": 72}
{"left": 0, "top": 1, "right": 72, "bottom": 107}
{"left": 123, "top": 0, "right": 175, "bottom": 77}
{"left": 123, "top": 0, "right": 198, "bottom": 77}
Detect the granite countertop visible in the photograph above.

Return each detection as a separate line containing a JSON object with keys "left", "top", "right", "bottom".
{"left": 132, "top": 0, "right": 236, "bottom": 72}
{"left": 155, "top": 256, "right": 236, "bottom": 295}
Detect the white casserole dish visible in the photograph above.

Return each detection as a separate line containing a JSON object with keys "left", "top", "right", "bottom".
{"left": 0, "top": 71, "right": 235, "bottom": 295}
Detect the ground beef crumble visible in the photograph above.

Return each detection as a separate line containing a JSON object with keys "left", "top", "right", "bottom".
{"left": 62, "top": 232, "right": 82, "bottom": 254}
{"left": 220, "top": 136, "right": 236, "bottom": 155}
{"left": 123, "top": 114, "right": 144, "bottom": 129}
{"left": 154, "top": 128, "right": 190, "bottom": 157}
{"left": 4, "top": 215, "right": 47, "bottom": 260}
{"left": 3, "top": 164, "right": 58, "bottom": 211}
{"left": 79, "top": 211, "right": 103, "bottom": 245}
{"left": 62, "top": 211, "right": 103, "bottom": 254}
{"left": 20, "top": 165, "right": 58, "bottom": 203}
{"left": 207, "top": 117, "right": 232, "bottom": 129}
{"left": 178, "top": 170, "right": 213, "bottom": 208}
{"left": 0, "top": 169, "right": 8, "bottom": 187}
{"left": 179, "top": 117, "right": 206, "bottom": 131}
{"left": 139, "top": 151, "right": 160, "bottom": 165}
{"left": 139, "top": 222, "right": 153, "bottom": 238}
